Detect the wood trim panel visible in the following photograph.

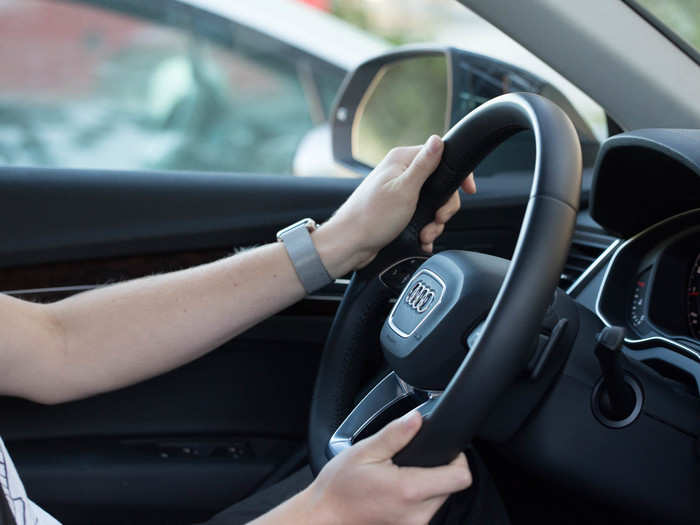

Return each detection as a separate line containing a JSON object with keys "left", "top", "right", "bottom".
{"left": 0, "top": 248, "right": 341, "bottom": 316}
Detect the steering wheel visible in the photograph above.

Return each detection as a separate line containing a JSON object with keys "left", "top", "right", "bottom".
{"left": 309, "top": 92, "right": 582, "bottom": 472}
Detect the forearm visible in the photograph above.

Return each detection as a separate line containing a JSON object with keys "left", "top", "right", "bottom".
{"left": 8, "top": 225, "right": 360, "bottom": 404}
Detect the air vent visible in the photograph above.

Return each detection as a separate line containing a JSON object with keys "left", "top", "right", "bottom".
{"left": 560, "top": 233, "right": 612, "bottom": 290}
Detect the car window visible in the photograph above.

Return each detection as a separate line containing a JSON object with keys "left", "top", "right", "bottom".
{"left": 0, "top": 0, "right": 346, "bottom": 174}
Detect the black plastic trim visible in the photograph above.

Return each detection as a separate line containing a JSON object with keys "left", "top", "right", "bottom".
{"left": 590, "top": 129, "right": 700, "bottom": 237}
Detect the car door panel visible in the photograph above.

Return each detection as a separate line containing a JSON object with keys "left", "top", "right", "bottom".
{"left": 0, "top": 168, "right": 358, "bottom": 266}
{"left": 4, "top": 324, "right": 324, "bottom": 523}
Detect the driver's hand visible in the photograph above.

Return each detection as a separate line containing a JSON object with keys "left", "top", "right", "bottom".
{"left": 315, "top": 135, "right": 476, "bottom": 276}
{"left": 305, "top": 410, "right": 472, "bottom": 525}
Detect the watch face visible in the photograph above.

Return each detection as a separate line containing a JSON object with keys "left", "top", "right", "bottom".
{"left": 276, "top": 218, "right": 316, "bottom": 241}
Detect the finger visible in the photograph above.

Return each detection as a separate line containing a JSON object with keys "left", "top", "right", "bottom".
{"left": 357, "top": 410, "right": 422, "bottom": 461}
{"left": 421, "top": 242, "right": 433, "bottom": 254}
{"left": 406, "top": 455, "right": 471, "bottom": 523}
{"left": 434, "top": 191, "right": 461, "bottom": 224}
{"left": 398, "top": 452, "right": 472, "bottom": 500}
{"left": 381, "top": 145, "right": 422, "bottom": 169}
{"left": 400, "top": 135, "right": 444, "bottom": 189}
{"left": 419, "top": 222, "right": 444, "bottom": 245}
{"left": 449, "top": 451, "right": 469, "bottom": 471}
{"left": 461, "top": 173, "right": 476, "bottom": 194}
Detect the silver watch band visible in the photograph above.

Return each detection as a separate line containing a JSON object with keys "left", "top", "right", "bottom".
{"left": 278, "top": 222, "right": 333, "bottom": 294}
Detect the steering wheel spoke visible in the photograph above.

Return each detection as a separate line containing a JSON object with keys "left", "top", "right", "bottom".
{"left": 328, "top": 372, "right": 441, "bottom": 458}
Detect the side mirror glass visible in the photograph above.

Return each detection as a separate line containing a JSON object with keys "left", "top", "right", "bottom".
{"left": 353, "top": 55, "right": 449, "bottom": 167}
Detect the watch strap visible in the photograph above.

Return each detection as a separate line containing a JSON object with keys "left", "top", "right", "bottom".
{"left": 280, "top": 225, "right": 333, "bottom": 294}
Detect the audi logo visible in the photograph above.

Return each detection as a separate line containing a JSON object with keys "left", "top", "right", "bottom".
{"left": 405, "top": 281, "right": 436, "bottom": 313}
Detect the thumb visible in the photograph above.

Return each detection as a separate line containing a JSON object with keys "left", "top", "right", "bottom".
{"left": 400, "top": 135, "right": 444, "bottom": 189}
{"left": 357, "top": 410, "right": 423, "bottom": 461}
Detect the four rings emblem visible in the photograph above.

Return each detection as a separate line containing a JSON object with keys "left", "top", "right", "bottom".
{"left": 405, "top": 281, "right": 436, "bottom": 313}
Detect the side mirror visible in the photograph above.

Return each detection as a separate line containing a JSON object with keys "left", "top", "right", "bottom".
{"left": 331, "top": 45, "right": 598, "bottom": 173}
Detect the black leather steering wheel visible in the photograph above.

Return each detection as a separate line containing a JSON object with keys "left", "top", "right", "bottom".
{"left": 309, "top": 92, "right": 582, "bottom": 473}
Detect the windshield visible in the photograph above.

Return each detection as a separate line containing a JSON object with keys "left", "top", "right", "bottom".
{"left": 629, "top": 0, "right": 700, "bottom": 58}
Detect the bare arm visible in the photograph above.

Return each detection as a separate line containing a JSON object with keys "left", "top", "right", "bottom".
{"left": 0, "top": 233, "right": 350, "bottom": 403}
{"left": 0, "top": 136, "right": 475, "bottom": 404}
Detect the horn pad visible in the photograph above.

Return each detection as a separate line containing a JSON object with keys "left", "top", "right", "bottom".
{"left": 380, "top": 251, "right": 508, "bottom": 390}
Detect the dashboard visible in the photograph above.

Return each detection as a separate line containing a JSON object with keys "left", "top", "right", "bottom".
{"left": 545, "top": 129, "right": 700, "bottom": 523}
{"left": 571, "top": 128, "right": 700, "bottom": 399}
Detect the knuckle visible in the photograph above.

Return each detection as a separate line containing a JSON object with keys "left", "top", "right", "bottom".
{"left": 437, "top": 198, "right": 459, "bottom": 220}
{"left": 400, "top": 480, "right": 421, "bottom": 502}
{"left": 437, "top": 208, "right": 451, "bottom": 222}
{"left": 464, "top": 467, "right": 473, "bottom": 488}
{"left": 454, "top": 466, "right": 472, "bottom": 490}
{"left": 415, "top": 152, "right": 433, "bottom": 170}
{"left": 389, "top": 146, "right": 414, "bottom": 161}
{"left": 387, "top": 146, "right": 401, "bottom": 158}
{"left": 385, "top": 147, "right": 404, "bottom": 164}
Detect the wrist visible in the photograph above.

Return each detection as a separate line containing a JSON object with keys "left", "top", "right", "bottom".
{"left": 311, "top": 220, "right": 373, "bottom": 278}
{"left": 295, "top": 484, "right": 340, "bottom": 525}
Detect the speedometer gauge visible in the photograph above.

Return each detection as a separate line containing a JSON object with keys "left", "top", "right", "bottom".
{"left": 689, "top": 254, "right": 700, "bottom": 339}
{"left": 630, "top": 269, "right": 650, "bottom": 329}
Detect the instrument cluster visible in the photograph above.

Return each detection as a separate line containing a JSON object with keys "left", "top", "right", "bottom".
{"left": 627, "top": 232, "right": 699, "bottom": 342}
{"left": 597, "top": 210, "right": 700, "bottom": 361}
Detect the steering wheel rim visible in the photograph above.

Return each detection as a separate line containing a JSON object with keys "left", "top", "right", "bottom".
{"left": 309, "top": 92, "right": 582, "bottom": 473}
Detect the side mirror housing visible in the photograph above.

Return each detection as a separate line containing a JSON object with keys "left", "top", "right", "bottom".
{"left": 331, "top": 45, "right": 598, "bottom": 174}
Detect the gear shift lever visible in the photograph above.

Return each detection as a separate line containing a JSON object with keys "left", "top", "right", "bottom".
{"left": 594, "top": 326, "right": 636, "bottom": 421}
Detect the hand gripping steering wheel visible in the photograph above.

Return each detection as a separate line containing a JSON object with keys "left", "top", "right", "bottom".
{"left": 309, "top": 92, "right": 582, "bottom": 472}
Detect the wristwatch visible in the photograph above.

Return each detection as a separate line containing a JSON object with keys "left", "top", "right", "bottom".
{"left": 276, "top": 218, "right": 333, "bottom": 294}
